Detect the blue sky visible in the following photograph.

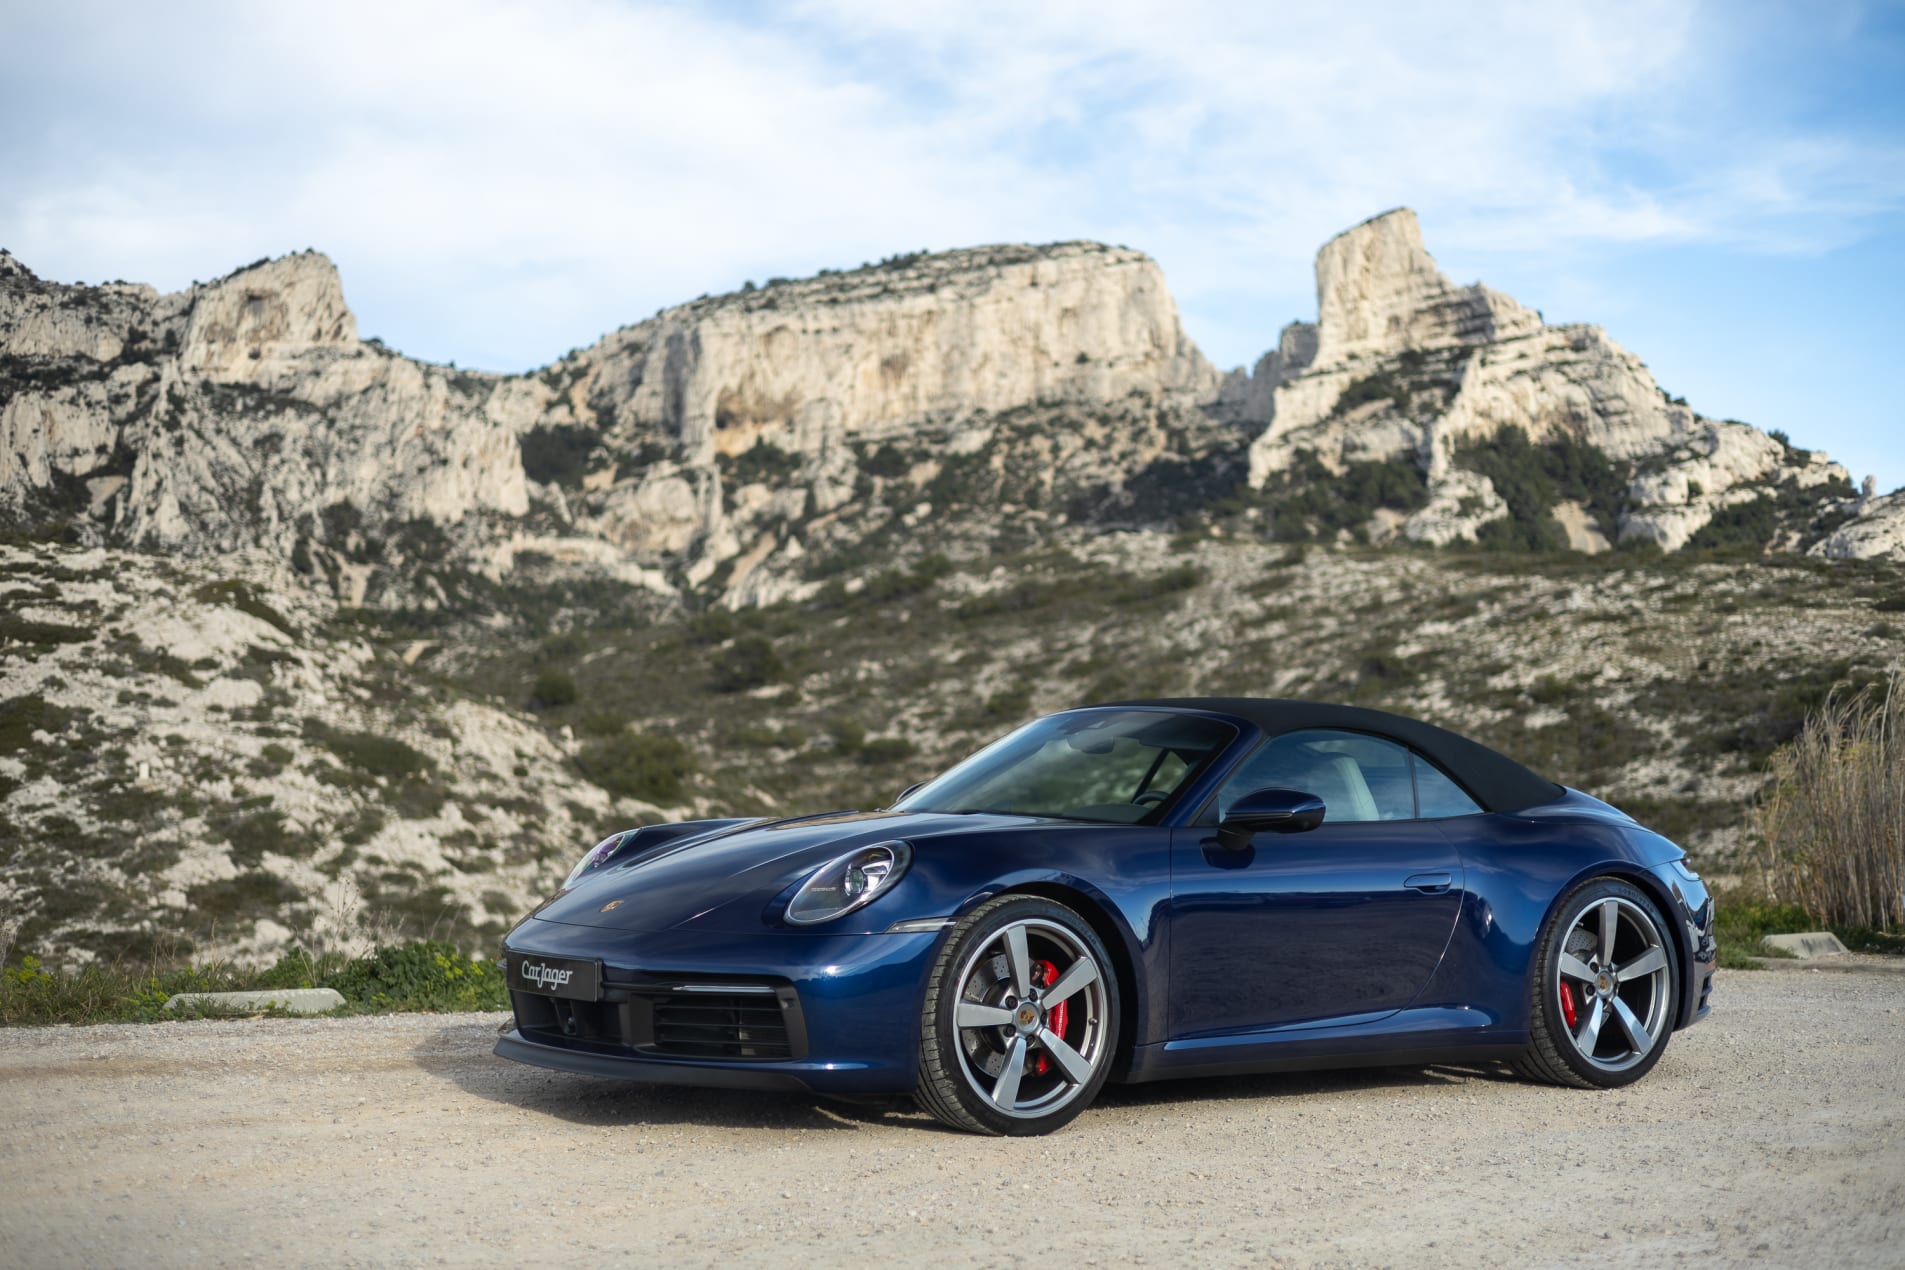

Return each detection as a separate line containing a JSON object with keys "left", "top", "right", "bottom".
{"left": 4, "top": 0, "right": 1902, "bottom": 489}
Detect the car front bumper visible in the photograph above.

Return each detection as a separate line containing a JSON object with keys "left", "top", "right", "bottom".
{"left": 1655, "top": 862, "right": 1717, "bottom": 1029}
{"left": 493, "top": 916, "right": 945, "bottom": 1095}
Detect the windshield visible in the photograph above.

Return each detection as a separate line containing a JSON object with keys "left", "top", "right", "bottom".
{"left": 894, "top": 709, "right": 1237, "bottom": 824}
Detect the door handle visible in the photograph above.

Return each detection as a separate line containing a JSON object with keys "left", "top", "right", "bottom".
{"left": 1405, "top": 872, "right": 1454, "bottom": 894}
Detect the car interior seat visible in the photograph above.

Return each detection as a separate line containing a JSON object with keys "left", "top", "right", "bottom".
{"left": 1294, "top": 752, "right": 1380, "bottom": 822}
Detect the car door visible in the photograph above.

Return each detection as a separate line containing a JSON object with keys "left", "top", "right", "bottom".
{"left": 1167, "top": 730, "right": 1466, "bottom": 1038}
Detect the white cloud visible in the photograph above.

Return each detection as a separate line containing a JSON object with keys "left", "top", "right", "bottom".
{"left": 1, "top": 0, "right": 1898, "bottom": 373}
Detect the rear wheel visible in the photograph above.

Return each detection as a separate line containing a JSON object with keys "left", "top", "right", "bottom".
{"left": 1519, "top": 878, "right": 1678, "bottom": 1088}
{"left": 915, "top": 895, "right": 1118, "bottom": 1136}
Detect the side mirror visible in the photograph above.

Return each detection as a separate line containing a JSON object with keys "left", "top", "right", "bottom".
{"left": 1218, "top": 787, "right": 1326, "bottom": 849}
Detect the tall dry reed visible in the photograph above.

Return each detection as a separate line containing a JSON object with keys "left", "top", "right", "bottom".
{"left": 1756, "top": 677, "right": 1905, "bottom": 931}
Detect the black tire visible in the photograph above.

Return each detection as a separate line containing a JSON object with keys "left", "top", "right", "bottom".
{"left": 1518, "top": 877, "right": 1679, "bottom": 1089}
{"left": 915, "top": 894, "right": 1120, "bottom": 1136}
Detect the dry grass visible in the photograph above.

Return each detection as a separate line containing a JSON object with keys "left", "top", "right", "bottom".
{"left": 1756, "top": 677, "right": 1905, "bottom": 930}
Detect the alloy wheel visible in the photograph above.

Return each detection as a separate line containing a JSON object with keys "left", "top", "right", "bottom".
{"left": 950, "top": 917, "right": 1110, "bottom": 1119}
{"left": 1555, "top": 895, "right": 1672, "bottom": 1074}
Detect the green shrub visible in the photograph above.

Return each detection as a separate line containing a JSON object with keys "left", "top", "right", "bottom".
{"left": 984, "top": 685, "right": 1033, "bottom": 719}
{"left": 531, "top": 668, "right": 578, "bottom": 708}
{"left": 862, "top": 554, "right": 955, "bottom": 602}
{"left": 719, "top": 442, "right": 803, "bottom": 487}
{"left": 2, "top": 946, "right": 371, "bottom": 1026}
{"left": 1335, "top": 370, "right": 1405, "bottom": 412}
{"left": 0, "top": 695, "right": 72, "bottom": 754}
{"left": 825, "top": 717, "right": 867, "bottom": 756}
{"left": 322, "top": 941, "right": 506, "bottom": 1012}
{"left": 575, "top": 732, "right": 695, "bottom": 803}
{"left": 210, "top": 812, "right": 301, "bottom": 866}
{"left": 709, "top": 635, "right": 783, "bottom": 692}
{"left": 861, "top": 443, "right": 911, "bottom": 478}
{"left": 859, "top": 737, "right": 917, "bottom": 766}
{"left": 307, "top": 722, "right": 431, "bottom": 779}
{"left": 687, "top": 609, "right": 739, "bottom": 645}
{"left": 1116, "top": 564, "right": 1205, "bottom": 603}
{"left": 0, "top": 615, "right": 93, "bottom": 647}
{"left": 1261, "top": 450, "right": 1428, "bottom": 541}
{"left": 1454, "top": 425, "right": 1624, "bottom": 551}
{"left": 520, "top": 424, "right": 598, "bottom": 487}
{"left": 576, "top": 710, "right": 625, "bottom": 737}
{"left": 957, "top": 580, "right": 1062, "bottom": 619}
{"left": 1711, "top": 896, "right": 1813, "bottom": 968}
{"left": 539, "top": 631, "right": 587, "bottom": 660}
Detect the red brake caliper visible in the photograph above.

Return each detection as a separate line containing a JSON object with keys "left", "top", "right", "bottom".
{"left": 1559, "top": 979, "right": 1579, "bottom": 1029}
{"left": 1031, "top": 959, "right": 1070, "bottom": 1076}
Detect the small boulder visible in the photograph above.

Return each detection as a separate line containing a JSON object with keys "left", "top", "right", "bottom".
{"left": 1760, "top": 931, "right": 1850, "bottom": 960}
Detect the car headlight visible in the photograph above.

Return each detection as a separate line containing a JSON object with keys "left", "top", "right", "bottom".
{"left": 784, "top": 842, "right": 912, "bottom": 925}
{"left": 564, "top": 831, "right": 630, "bottom": 889}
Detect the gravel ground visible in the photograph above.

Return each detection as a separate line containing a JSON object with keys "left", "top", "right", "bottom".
{"left": 2, "top": 967, "right": 1901, "bottom": 1269}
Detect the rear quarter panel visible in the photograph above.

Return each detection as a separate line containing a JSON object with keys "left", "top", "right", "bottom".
{"left": 1427, "top": 803, "right": 1693, "bottom": 1036}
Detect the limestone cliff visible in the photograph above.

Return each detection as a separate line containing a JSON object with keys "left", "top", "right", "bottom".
{"left": 2, "top": 242, "right": 1228, "bottom": 603}
{"left": 0, "top": 250, "right": 530, "bottom": 567}
{"left": 1239, "top": 209, "right": 1870, "bottom": 554}
{"left": 3, "top": 214, "right": 1900, "bottom": 593}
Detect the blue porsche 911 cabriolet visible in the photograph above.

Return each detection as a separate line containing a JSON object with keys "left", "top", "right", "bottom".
{"left": 497, "top": 698, "right": 1717, "bottom": 1135}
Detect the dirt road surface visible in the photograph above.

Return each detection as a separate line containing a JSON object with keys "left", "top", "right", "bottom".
{"left": 2, "top": 965, "right": 1901, "bottom": 1268}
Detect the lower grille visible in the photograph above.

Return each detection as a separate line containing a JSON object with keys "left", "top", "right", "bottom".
{"left": 508, "top": 973, "right": 805, "bottom": 1062}
{"left": 652, "top": 992, "right": 792, "bottom": 1060}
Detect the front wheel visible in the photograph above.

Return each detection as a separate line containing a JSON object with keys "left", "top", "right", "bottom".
{"left": 1519, "top": 877, "right": 1679, "bottom": 1088}
{"left": 915, "top": 895, "right": 1119, "bottom": 1135}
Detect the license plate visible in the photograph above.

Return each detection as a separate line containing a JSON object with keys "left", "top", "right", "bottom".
{"left": 507, "top": 952, "right": 602, "bottom": 1002}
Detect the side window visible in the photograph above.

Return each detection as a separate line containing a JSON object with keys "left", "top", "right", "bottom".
{"left": 1208, "top": 730, "right": 1415, "bottom": 824}
{"left": 1412, "top": 753, "right": 1482, "bottom": 818}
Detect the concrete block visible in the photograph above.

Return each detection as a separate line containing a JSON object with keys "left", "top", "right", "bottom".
{"left": 1760, "top": 931, "right": 1850, "bottom": 960}
{"left": 163, "top": 988, "right": 345, "bottom": 1015}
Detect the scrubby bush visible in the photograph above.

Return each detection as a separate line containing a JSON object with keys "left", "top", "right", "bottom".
{"left": 1455, "top": 425, "right": 1625, "bottom": 551}
{"left": 1756, "top": 681, "right": 1905, "bottom": 931}
{"left": 732, "top": 724, "right": 782, "bottom": 748}
{"left": 1334, "top": 370, "right": 1405, "bottom": 412}
{"left": 0, "top": 942, "right": 513, "bottom": 1025}
{"left": 1261, "top": 450, "right": 1428, "bottom": 541}
{"left": 519, "top": 423, "right": 598, "bottom": 486}
{"left": 575, "top": 732, "right": 695, "bottom": 803}
{"left": 984, "top": 685, "right": 1033, "bottom": 719}
{"left": 323, "top": 941, "right": 506, "bottom": 1012}
{"left": 308, "top": 722, "right": 431, "bottom": 779}
{"left": 859, "top": 737, "right": 917, "bottom": 766}
{"left": 686, "top": 609, "right": 739, "bottom": 645}
{"left": 531, "top": 668, "right": 578, "bottom": 708}
{"left": 576, "top": 710, "right": 625, "bottom": 738}
{"left": 826, "top": 717, "right": 866, "bottom": 755}
{"left": 709, "top": 634, "right": 784, "bottom": 692}
{"left": 0, "top": 695, "right": 71, "bottom": 754}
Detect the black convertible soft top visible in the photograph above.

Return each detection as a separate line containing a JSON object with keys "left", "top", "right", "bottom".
{"left": 1106, "top": 697, "right": 1564, "bottom": 814}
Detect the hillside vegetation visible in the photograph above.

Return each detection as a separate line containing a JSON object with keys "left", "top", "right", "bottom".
{"left": 4, "top": 528, "right": 1900, "bottom": 970}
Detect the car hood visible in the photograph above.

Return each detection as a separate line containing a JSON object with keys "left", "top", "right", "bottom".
{"left": 524, "top": 809, "right": 1041, "bottom": 934}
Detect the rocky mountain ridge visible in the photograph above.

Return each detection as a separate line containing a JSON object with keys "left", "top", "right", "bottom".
{"left": 1232, "top": 211, "right": 1873, "bottom": 553}
{"left": 5, "top": 212, "right": 1902, "bottom": 623}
